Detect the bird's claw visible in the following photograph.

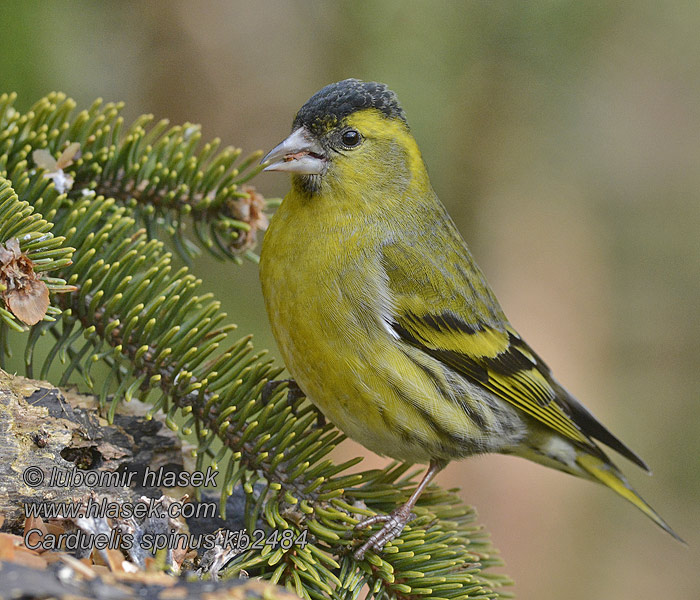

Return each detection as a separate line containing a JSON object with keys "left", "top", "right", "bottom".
{"left": 353, "top": 505, "right": 415, "bottom": 560}
{"left": 261, "top": 379, "right": 303, "bottom": 407}
{"left": 261, "top": 379, "right": 326, "bottom": 427}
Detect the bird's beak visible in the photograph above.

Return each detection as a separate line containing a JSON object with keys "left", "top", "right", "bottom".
{"left": 262, "top": 127, "right": 327, "bottom": 175}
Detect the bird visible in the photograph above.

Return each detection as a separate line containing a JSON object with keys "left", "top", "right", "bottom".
{"left": 258, "top": 78, "right": 682, "bottom": 560}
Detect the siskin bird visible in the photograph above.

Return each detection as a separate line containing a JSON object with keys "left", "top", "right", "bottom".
{"left": 259, "top": 78, "right": 682, "bottom": 559}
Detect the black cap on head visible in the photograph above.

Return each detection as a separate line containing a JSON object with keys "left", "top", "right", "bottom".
{"left": 292, "top": 79, "right": 407, "bottom": 134}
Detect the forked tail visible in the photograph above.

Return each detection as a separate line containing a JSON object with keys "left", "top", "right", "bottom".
{"left": 576, "top": 452, "right": 685, "bottom": 544}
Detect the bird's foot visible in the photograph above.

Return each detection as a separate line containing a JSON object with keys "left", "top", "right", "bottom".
{"left": 261, "top": 379, "right": 304, "bottom": 408}
{"left": 260, "top": 379, "right": 326, "bottom": 427}
{"left": 353, "top": 504, "right": 415, "bottom": 560}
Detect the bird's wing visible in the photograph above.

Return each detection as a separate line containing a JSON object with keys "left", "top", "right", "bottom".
{"left": 381, "top": 233, "right": 649, "bottom": 470}
{"left": 380, "top": 238, "right": 592, "bottom": 446}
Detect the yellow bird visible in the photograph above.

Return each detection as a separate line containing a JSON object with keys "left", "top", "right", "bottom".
{"left": 259, "top": 79, "right": 682, "bottom": 559}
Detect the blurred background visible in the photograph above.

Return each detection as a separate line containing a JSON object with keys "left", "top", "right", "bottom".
{"left": 1, "top": 1, "right": 698, "bottom": 597}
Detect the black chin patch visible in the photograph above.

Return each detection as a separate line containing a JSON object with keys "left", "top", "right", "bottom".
{"left": 292, "top": 79, "right": 407, "bottom": 134}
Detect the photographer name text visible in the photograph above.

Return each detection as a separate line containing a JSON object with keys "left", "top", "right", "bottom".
{"left": 46, "top": 465, "right": 218, "bottom": 488}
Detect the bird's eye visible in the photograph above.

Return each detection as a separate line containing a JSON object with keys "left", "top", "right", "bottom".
{"left": 341, "top": 128, "right": 362, "bottom": 148}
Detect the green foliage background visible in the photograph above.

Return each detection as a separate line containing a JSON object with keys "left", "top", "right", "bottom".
{"left": 1, "top": 1, "right": 698, "bottom": 598}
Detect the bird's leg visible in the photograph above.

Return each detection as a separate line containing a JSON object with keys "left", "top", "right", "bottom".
{"left": 353, "top": 459, "right": 445, "bottom": 560}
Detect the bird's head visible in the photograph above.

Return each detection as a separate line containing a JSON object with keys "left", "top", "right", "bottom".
{"left": 263, "top": 79, "right": 425, "bottom": 197}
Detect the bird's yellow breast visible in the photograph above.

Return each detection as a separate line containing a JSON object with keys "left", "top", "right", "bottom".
{"left": 259, "top": 189, "right": 464, "bottom": 462}
{"left": 261, "top": 192, "right": 387, "bottom": 449}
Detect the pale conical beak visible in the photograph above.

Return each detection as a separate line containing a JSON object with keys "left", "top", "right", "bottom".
{"left": 262, "top": 127, "right": 327, "bottom": 175}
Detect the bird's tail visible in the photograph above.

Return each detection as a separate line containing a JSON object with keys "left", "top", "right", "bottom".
{"left": 575, "top": 451, "right": 685, "bottom": 543}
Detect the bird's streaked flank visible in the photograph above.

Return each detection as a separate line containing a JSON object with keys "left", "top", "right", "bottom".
{"left": 259, "top": 78, "right": 682, "bottom": 559}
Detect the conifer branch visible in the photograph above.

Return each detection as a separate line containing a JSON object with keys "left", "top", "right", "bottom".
{"left": 1, "top": 92, "right": 271, "bottom": 263}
